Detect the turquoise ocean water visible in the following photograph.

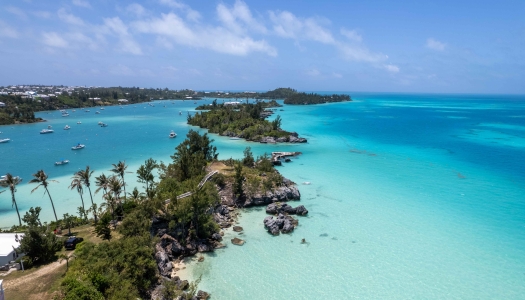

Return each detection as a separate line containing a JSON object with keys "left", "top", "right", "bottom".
{"left": 1, "top": 94, "right": 524, "bottom": 299}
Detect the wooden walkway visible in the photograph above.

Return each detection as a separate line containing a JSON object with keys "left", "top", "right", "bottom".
{"left": 164, "top": 170, "right": 218, "bottom": 204}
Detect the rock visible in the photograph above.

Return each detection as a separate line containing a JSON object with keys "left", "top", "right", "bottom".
{"left": 160, "top": 234, "right": 176, "bottom": 247}
{"left": 178, "top": 280, "right": 189, "bottom": 290}
{"left": 211, "top": 232, "right": 222, "bottom": 241}
{"left": 295, "top": 205, "right": 308, "bottom": 216}
{"left": 282, "top": 219, "right": 294, "bottom": 233}
{"left": 198, "top": 256, "right": 205, "bottom": 262}
{"left": 266, "top": 203, "right": 278, "bottom": 214}
{"left": 276, "top": 137, "right": 287, "bottom": 143}
{"left": 155, "top": 248, "right": 172, "bottom": 278}
{"left": 214, "top": 242, "right": 226, "bottom": 249}
{"left": 171, "top": 240, "right": 185, "bottom": 256}
{"left": 283, "top": 204, "right": 297, "bottom": 214}
{"left": 231, "top": 237, "right": 245, "bottom": 246}
{"left": 196, "top": 290, "right": 210, "bottom": 300}
{"left": 232, "top": 226, "right": 243, "bottom": 232}
{"left": 216, "top": 205, "right": 229, "bottom": 216}
{"left": 197, "top": 242, "right": 211, "bottom": 252}
{"left": 219, "top": 231, "right": 224, "bottom": 236}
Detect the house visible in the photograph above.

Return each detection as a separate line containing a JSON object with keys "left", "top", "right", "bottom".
{"left": 0, "top": 102, "right": 5, "bottom": 107}
{"left": 118, "top": 99, "right": 129, "bottom": 103}
{"left": 0, "top": 233, "right": 24, "bottom": 266}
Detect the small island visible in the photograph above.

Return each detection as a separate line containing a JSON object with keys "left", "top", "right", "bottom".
{"left": 188, "top": 101, "right": 307, "bottom": 143}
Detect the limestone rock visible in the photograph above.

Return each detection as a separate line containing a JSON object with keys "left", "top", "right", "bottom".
{"left": 295, "top": 205, "right": 309, "bottom": 216}
{"left": 231, "top": 237, "right": 245, "bottom": 246}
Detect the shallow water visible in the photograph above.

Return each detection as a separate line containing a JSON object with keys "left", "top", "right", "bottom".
{"left": 1, "top": 94, "right": 524, "bottom": 299}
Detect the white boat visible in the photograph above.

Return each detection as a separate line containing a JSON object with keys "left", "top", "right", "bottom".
{"left": 169, "top": 131, "right": 177, "bottom": 138}
{"left": 64, "top": 125, "right": 70, "bottom": 130}
{"left": 71, "top": 144, "right": 85, "bottom": 150}
{"left": 0, "top": 175, "right": 21, "bottom": 183}
{"left": 72, "top": 110, "right": 76, "bottom": 112}
{"left": 62, "top": 113, "right": 69, "bottom": 117}
{"left": 95, "top": 111, "right": 100, "bottom": 114}
{"left": 100, "top": 123, "right": 108, "bottom": 127}
{"left": 179, "top": 111, "right": 182, "bottom": 115}
{"left": 55, "top": 159, "right": 69, "bottom": 165}
{"left": 40, "top": 129, "right": 54, "bottom": 134}
{"left": 0, "top": 138, "right": 10, "bottom": 143}
{"left": 100, "top": 107, "right": 105, "bottom": 110}
{"left": 98, "top": 121, "right": 103, "bottom": 125}
{"left": 77, "top": 121, "right": 81, "bottom": 124}
{"left": 85, "top": 110, "right": 90, "bottom": 112}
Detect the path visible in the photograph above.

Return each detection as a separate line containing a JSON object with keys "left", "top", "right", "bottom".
{"left": 164, "top": 170, "right": 218, "bottom": 204}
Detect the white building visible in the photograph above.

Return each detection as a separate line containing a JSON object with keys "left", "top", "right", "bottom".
{"left": 0, "top": 233, "right": 24, "bottom": 266}
{"left": 118, "top": 99, "right": 129, "bottom": 103}
{"left": 0, "top": 102, "right": 5, "bottom": 107}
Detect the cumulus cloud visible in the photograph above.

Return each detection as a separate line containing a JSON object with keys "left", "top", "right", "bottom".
{"left": 126, "top": 3, "right": 147, "bottom": 17}
{"left": 217, "top": 0, "right": 267, "bottom": 34}
{"left": 0, "top": 21, "right": 18, "bottom": 38}
{"left": 132, "top": 12, "right": 276, "bottom": 56}
{"left": 104, "top": 17, "right": 142, "bottom": 55}
{"left": 58, "top": 8, "right": 85, "bottom": 26}
{"left": 383, "top": 64, "right": 400, "bottom": 73}
{"left": 340, "top": 28, "right": 362, "bottom": 42}
{"left": 426, "top": 38, "right": 446, "bottom": 51}
{"left": 42, "top": 32, "right": 69, "bottom": 48}
{"left": 5, "top": 6, "right": 27, "bottom": 19}
{"left": 159, "top": 0, "right": 201, "bottom": 22}
{"left": 72, "top": 0, "right": 91, "bottom": 8}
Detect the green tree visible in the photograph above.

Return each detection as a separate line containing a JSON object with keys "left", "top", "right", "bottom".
{"left": 111, "top": 161, "right": 129, "bottom": 198}
{"left": 75, "top": 166, "right": 97, "bottom": 223}
{"left": 95, "top": 213, "right": 112, "bottom": 241}
{"left": 242, "top": 146, "right": 255, "bottom": 167}
{"left": 0, "top": 173, "right": 23, "bottom": 226}
{"left": 29, "top": 169, "right": 59, "bottom": 222}
{"left": 18, "top": 207, "right": 63, "bottom": 264}
{"left": 136, "top": 158, "right": 158, "bottom": 199}
{"left": 69, "top": 177, "right": 85, "bottom": 215}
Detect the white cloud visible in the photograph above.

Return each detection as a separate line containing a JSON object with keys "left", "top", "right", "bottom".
{"left": 104, "top": 17, "right": 142, "bottom": 55}
{"left": 0, "top": 21, "right": 18, "bottom": 38}
{"left": 127, "top": 3, "right": 147, "bottom": 17}
{"left": 217, "top": 0, "right": 267, "bottom": 34}
{"left": 32, "top": 11, "right": 51, "bottom": 18}
{"left": 132, "top": 12, "right": 276, "bottom": 56}
{"left": 383, "top": 64, "right": 400, "bottom": 73}
{"left": 159, "top": 0, "right": 201, "bottom": 22}
{"left": 42, "top": 32, "right": 68, "bottom": 48}
{"left": 269, "top": 11, "right": 334, "bottom": 44}
{"left": 306, "top": 69, "right": 320, "bottom": 76}
{"left": 426, "top": 38, "right": 446, "bottom": 51}
{"left": 72, "top": 0, "right": 91, "bottom": 8}
{"left": 5, "top": 6, "right": 27, "bottom": 19}
{"left": 340, "top": 28, "right": 362, "bottom": 42}
{"left": 58, "top": 8, "right": 85, "bottom": 26}
{"left": 339, "top": 44, "right": 387, "bottom": 63}
{"left": 332, "top": 72, "right": 342, "bottom": 78}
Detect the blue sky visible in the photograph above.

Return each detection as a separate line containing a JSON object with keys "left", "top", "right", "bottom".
{"left": 1, "top": 0, "right": 524, "bottom": 93}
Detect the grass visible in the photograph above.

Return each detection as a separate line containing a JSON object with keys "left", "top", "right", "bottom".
{"left": 1, "top": 223, "right": 113, "bottom": 300}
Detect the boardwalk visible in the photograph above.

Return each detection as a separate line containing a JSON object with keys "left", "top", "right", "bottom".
{"left": 164, "top": 170, "right": 218, "bottom": 204}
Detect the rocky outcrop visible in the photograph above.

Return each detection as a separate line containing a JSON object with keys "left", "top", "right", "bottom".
{"left": 263, "top": 213, "right": 297, "bottom": 235}
{"left": 155, "top": 245, "right": 173, "bottom": 278}
{"left": 231, "top": 237, "right": 245, "bottom": 246}
{"left": 244, "top": 184, "right": 301, "bottom": 207}
{"left": 295, "top": 205, "right": 308, "bottom": 216}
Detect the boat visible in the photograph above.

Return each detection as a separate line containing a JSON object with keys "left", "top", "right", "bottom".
{"left": 0, "top": 175, "right": 21, "bottom": 183}
{"left": 229, "top": 137, "right": 241, "bottom": 140}
{"left": 169, "top": 130, "right": 177, "bottom": 138}
{"left": 72, "top": 110, "right": 76, "bottom": 112}
{"left": 40, "top": 129, "right": 54, "bottom": 134}
{"left": 48, "top": 125, "right": 52, "bottom": 129}
{"left": 100, "top": 107, "right": 105, "bottom": 110}
{"left": 64, "top": 125, "right": 70, "bottom": 130}
{"left": 100, "top": 123, "right": 108, "bottom": 127}
{"left": 55, "top": 159, "right": 69, "bottom": 165}
{"left": 77, "top": 121, "right": 81, "bottom": 124}
{"left": 98, "top": 121, "right": 103, "bottom": 125}
{"left": 95, "top": 111, "right": 100, "bottom": 114}
{"left": 179, "top": 111, "right": 182, "bottom": 115}
{"left": 85, "top": 110, "right": 90, "bottom": 112}
{"left": 62, "top": 113, "right": 69, "bottom": 117}
{"left": 71, "top": 144, "right": 85, "bottom": 150}
{"left": 0, "top": 138, "right": 10, "bottom": 143}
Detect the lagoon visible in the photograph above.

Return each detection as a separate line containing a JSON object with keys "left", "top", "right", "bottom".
{"left": 1, "top": 94, "right": 524, "bottom": 299}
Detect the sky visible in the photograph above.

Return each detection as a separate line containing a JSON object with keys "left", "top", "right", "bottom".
{"left": 0, "top": 0, "right": 524, "bottom": 94}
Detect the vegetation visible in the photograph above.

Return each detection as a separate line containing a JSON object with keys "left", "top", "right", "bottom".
{"left": 29, "top": 169, "right": 59, "bottom": 222}
{"left": 284, "top": 92, "right": 351, "bottom": 105}
{"left": 0, "top": 173, "right": 23, "bottom": 226}
{"left": 188, "top": 102, "right": 293, "bottom": 142}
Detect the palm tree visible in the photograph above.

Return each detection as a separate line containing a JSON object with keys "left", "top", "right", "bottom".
{"left": 69, "top": 177, "right": 85, "bottom": 214}
{"left": 95, "top": 173, "right": 109, "bottom": 196}
{"left": 75, "top": 166, "right": 97, "bottom": 222}
{"left": 127, "top": 187, "right": 145, "bottom": 203}
{"left": 0, "top": 173, "right": 23, "bottom": 226}
{"left": 108, "top": 175, "right": 124, "bottom": 215}
{"left": 111, "top": 161, "right": 128, "bottom": 198}
{"left": 29, "top": 169, "right": 58, "bottom": 222}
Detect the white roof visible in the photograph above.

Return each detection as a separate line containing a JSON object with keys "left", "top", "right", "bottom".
{"left": 0, "top": 233, "right": 23, "bottom": 256}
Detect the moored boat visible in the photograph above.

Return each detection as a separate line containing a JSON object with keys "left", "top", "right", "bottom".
{"left": 0, "top": 138, "right": 10, "bottom": 143}
{"left": 40, "top": 129, "right": 54, "bottom": 134}
{"left": 55, "top": 159, "right": 69, "bottom": 165}
{"left": 169, "top": 130, "right": 177, "bottom": 138}
{"left": 77, "top": 121, "right": 81, "bottom": 124}
{"left": 95, "top": 111, "right": 100, "bottom": 114}
{"left": 71, "top": 143, "right": 85, "bottom": 150}
{"left": 64, "top": 125, "right": 71, "bottom": 130}
{"left": 100, "top": 123, "right": 108, "bottom": 127}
